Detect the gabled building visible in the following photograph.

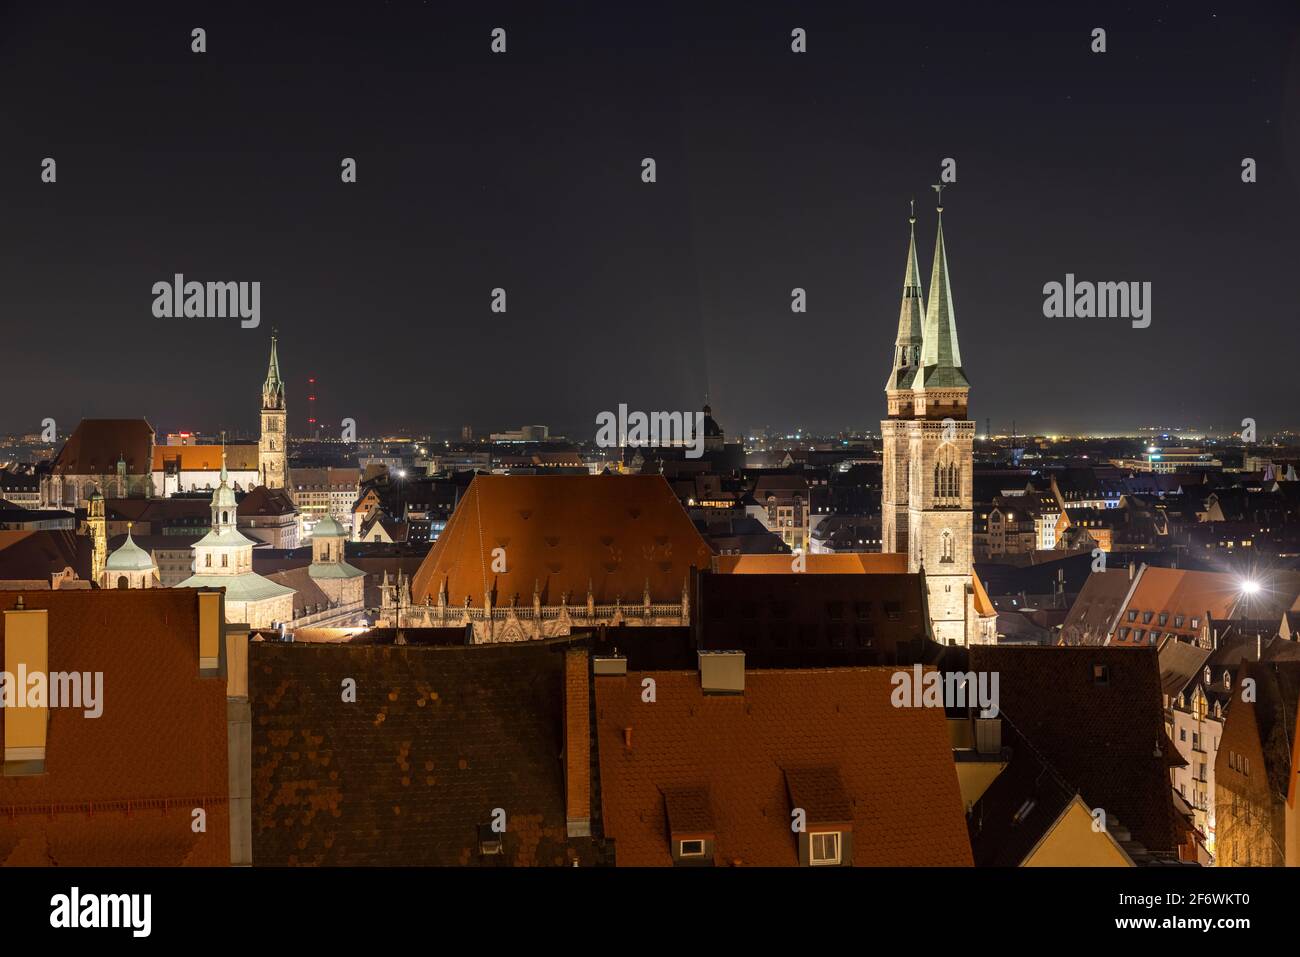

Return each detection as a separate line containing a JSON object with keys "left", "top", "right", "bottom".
{"left": 591, "top": 652, "right": 973, "bottom": 866}
{"left": 392, "top": 474, "right": 713, "bottom": 641}
{"left": 1214, "top": 659, "right": 1300, "bottom": 866}
{"left": 237, "top": 484, "right": 301, "bottom": 549}
{"left": 153, "top": 443, "right": 259, "bottom": 497}
{"left": 40, "top": 418, "right": 155, "bottom": 508}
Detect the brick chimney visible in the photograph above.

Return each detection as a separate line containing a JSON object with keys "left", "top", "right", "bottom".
{"left": 3, "top": 604, "right": 49, "bottom": 775}
{"left": 563, "top": 646, "right": 591, "bottom": 838}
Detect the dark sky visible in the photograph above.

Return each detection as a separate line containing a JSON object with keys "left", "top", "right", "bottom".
{"left": 2, "top": 0, "right": 1297, "bottom": 439}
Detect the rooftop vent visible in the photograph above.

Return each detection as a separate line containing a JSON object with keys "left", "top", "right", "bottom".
{"left": 698, "top": 650, "right": 745, "bottom": 695}
{"left": 593, "top": 655, "right": 628, "bottom": 676}
{"left": 477, "top": 823, "right": 503, "bottom": 856}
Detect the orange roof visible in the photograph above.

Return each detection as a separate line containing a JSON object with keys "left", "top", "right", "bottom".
{"left": 409, "top": 474, "right": 714, "bottom": 607}
{"left": 152, "top": 444, "right": 258, "bottom": 471}
{"left": 0, "top": 590, "right": 229, "bottom": 865}
{"left": 714, "top": 553, "right": 908, "bottom": 574}
{"left": 595, "top": 667, "right": 973, "bottom": 866}
{"left": 972, "top": 572, "right": 996, "bottom": 617}
{"left": 1111, "top": 567, "right": 1240, "bottom": 646}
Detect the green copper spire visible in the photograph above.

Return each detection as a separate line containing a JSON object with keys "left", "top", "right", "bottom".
{"left": 886, "top": 203, "right": 926, "bottom": 392}
{"left": 911, "top": 201, "right": 969, "bottom": 391}
{"left": 262, "top": 335, "right": 285, "bottom": 410}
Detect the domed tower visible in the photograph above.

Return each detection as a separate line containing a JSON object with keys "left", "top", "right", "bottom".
{"left": 102, "top": 523, "right": 158, "bottom": 589}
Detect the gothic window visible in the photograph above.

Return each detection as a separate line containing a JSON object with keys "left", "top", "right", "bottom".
{"left": 941, "top": 529, "right": 955, "bottom": 563}
{"left": 934, "top": 447, "right": 961, "bottom": 506}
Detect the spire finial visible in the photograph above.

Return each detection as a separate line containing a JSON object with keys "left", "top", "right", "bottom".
{"left": 909, "top": 196, "right": 915, "bottom": 224}
{"left": 932, "top": 183, "right": 947, "bottom": 213}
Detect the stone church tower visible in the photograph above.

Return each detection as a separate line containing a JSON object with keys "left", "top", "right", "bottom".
{"left": 259, "top": 336, "right": 288, "bottom": 489}
{"left": 880, "top": 210, "right": 926, "bottom": 556}
{"left": 881, "top": 200, "right": 989, "bottom": 646}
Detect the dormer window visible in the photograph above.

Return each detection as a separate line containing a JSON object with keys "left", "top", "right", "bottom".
{"left": 1093, "top": 664, "right": 1110, "bottom": 685}
{"left": 785, "top": 766, "right": 852, "bottom": 867}
{"left": 809, "top": 832, "right": 842, "bottom": 866}
{"left": 1223, "top": 671, "right": 1231, "bottom": 690}
{"left": 664, "top": 788, "right": 715, "bottom": 866}
{"left": 1204, "top": 665, "right": 1211, "bottom": 685}
{"left": 1127, "top": 611, "right": 1138, "bottom": 622}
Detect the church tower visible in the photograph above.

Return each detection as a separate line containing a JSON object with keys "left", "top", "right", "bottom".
{"left": 881, "top": 207, "right": 926, "bottom": 555}
{"left": 88, "top": 488, "right": 107, "bottom": 584}
{"left": 259, "top": 336, "right": 288, "bottom": 489}
{"left": 905, "top": 196, "right": 977, "bottom": 645}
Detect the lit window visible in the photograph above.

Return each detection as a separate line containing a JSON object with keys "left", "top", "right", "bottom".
{"left": 678, "top": 839, "right": 705, "bottom": 858}
{"left": 809, "top": 831, "right": 841, "bottom": 866}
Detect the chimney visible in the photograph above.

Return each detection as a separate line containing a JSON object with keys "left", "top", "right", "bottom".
{"left": 699, "top": 650, "right": 745, "bottom": 695}
{"left": 622, "top": 727, "right": 633, "bottom": 749}
{"left": 1128, "top": 562, "right": 1136, "bottom": 582}
{"left": 198, "top": 590, "right": 224, "bottom": 677}
{"left": 562, "top": 646, "right": 591, "bottom": 838}
{"left": 3, "top": 605, "right": 48, "bottom": 775}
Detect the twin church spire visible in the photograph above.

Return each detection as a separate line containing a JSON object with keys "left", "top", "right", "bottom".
{"left": 885, "top": 199, "right": 969, "bottom": 417}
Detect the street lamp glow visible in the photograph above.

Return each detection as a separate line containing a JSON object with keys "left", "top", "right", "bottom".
{"left": 1240, "top": 579, "right": 1260, "bottom": 595}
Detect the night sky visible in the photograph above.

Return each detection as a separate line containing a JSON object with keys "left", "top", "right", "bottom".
{"left": 2, "top": 0, "right": 1297, "bottom": 438}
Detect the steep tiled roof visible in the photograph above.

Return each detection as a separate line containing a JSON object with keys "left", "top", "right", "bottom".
{"left": 1111, "top": 567, "right": 1242, "bottom": 646}
{"left": 967, "top": 720, "right": 1078, "bottom": 867}
{"left": 409, "top": 475, "right": 713, "bottom": 607}
{"left": 967, "top": 646, "right": 1181, "bottom": 860}
{"left": 52, "top": 419, "right": 154, "bottom": 476}
{"left": 1061, "top": 568, "right": 1137, "bottom": 646}
{"left": 238, "top": 485, "right": 297, "bottom": 518}
{"left": 0, "top": 590, "right": 229, "bottom": 865}
{"left": 1158, "top": 639, "right": 1212, "bottom": 699}
{"left": 594, "top": 667, "right": 973, "bottom": 866}
{"left": 249, "top": 639, "right": 591, "bottom": 866}
{"left": 0, "top": 530, "right": 92, "bottom": 582}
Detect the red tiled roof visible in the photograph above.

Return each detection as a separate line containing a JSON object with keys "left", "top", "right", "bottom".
{"left": 52, "top": 419, "right": 154, "bottom": 476}
{"left": 594, "top": 667, "right": 973, "bottom": 866}
{"left": 1111, "top": 567, "right": 1240, "bottom": 646}
{"left": 410, "top": 475, "right": 714, "bottom": 607}
{"left": 0, "top": 590, "right": 229, "bottom": 865}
